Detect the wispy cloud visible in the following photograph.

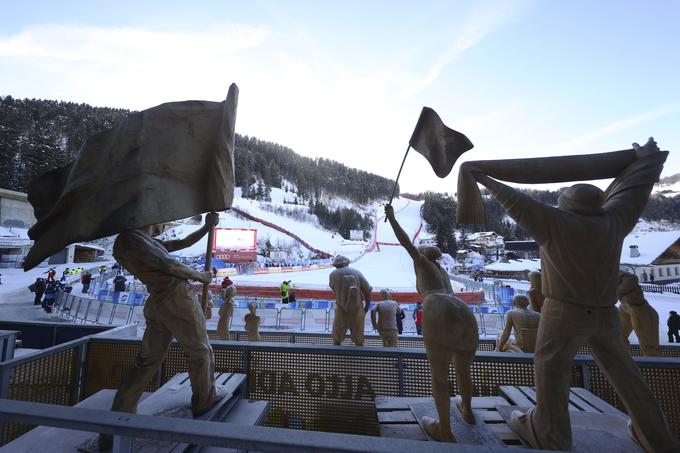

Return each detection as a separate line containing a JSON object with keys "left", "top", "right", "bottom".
{"left": 396, "top": 2, "right": 523, "bottom": 101}
{"left": 549, "top": 101, "right": 680, "bottom": 154}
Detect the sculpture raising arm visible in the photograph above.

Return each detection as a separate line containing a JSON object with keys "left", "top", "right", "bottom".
{"left": 115, "top": 232, "right": 213, "bottom": 284}
{"left": 162, "top": 212, "right": 219, "bottom": 253}
{"left": 385, "top": 204, "right": 419, "bottom": 260}
{"left": 473, "top": 170, "right": 554, "bottom": 245}
{"left": 603, "top": 139, "right": 668, "bottom": 233}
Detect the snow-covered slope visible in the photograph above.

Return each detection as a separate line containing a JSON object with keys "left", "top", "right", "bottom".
{"left": 157, "top": 185, "right": 373, "bottom": 260}
{"left": 228, "top": 195, "right": 462, "bottom": 291}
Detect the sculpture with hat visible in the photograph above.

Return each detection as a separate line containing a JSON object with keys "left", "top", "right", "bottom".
{"left": 328, "top": 255, "right": 372, "bottom": 346}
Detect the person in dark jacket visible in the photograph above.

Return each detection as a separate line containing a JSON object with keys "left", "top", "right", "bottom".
{"left": 81, "top": 272, "right": 92, "bottom": 293}
{"left": 668, "top": 311, "right": 680, "bottom": 343}
{"left": 393, "top": 296, "right": 405, "bottom": 335}
{"left": 32, "top": 278, "right": 46, "bottom": 305}
{"left": 42, "top": 282, "right": 57, "bottom": 313}
{"left": 113, "top": 274, "right": 127, "bottom": 292}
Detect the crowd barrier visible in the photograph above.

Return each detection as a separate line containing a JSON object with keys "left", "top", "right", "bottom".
{"left": 640, "top": 283, "right": 680, "bottom": 295}
{"left": 1, "top": 330, "right": 679, "bottom": 446}
{"left": 51, "top": 290, "right": 503, "bottom": 337}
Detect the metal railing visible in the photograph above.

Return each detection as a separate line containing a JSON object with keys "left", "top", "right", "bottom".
{"left": 0, "top": 331, "right": 18, "bottom": 362}
{"left": 0, "top": 399, "right": 514, "bottom": 453}
{"left": 640, "top": 283, "right": 680, "bottom": 295}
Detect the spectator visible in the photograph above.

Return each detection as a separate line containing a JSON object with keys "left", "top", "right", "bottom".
{"left": 650, "top": 272, "right": 655, "bottom": 284}
{"left": 668, "top": 311, "right": 680, "bottom": 343}
{"left": 42, "top": 282, "right": 57, "bottom": 313}
{"left": 113, "top": 274, "right": 127, "bottom": 292}
{"left": 62, "top": 268, "right": 70, "bottom": 280}
{"left": 212, "top": 266, "right": 218, "bottom": 278}
{"left": 641, "top": 270, "right": 648, "bottom": 283}
{"left": 221, "top": 276, "right": 233, "bottom": 289}
{"left": 46, "top": 267, "right": 56, "bottom": 282}
{"left": 30, "top": 277, "right": 46, "bottom": 305}
{"left": 413, "top": 301, "right": 424, "bottom": 335}
{"left": 396, "top": 300, "right": 405, "bottom": 335}
{"left": 280, "top": 280, "right": 292, "bottom": 304}
{"left": 81, "top": 272, "right": 92, "bottom": 293}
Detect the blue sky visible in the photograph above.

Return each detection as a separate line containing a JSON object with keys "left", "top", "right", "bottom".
{"left": 1, "top": 1, "right": 679, "bottom": 193}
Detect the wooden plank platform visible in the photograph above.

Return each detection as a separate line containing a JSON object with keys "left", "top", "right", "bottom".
{"left": 410, "top": 400, "right": 506, "bottom": 447}
{"left": 496, "top": 406, "right": 642, "bottom": 453}
{"left": 375, "top": 396, "right": 522, "bottom": 447}
{"left": 2, "top": 372, "right": 268, "bottom": 453}
{"left": 376, "top": 387, "right": 633, "bottom": 449}
{"left": 499, "top": 386, "right": 627, "bottom": 418}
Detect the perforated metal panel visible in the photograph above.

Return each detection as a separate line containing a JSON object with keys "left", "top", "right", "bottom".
{"left": 577, "top": 344, "right": 680, "bottom": 358}
{"left": 161, "top": 344, "right": 245, "bottom": 383}
{"left": 79, "top": 338, "right": 680, "bottom": 440}
{"left": 587, "top": 363, "right": 680, "bottom": 437}
{"left": 83, "top": 341, "right": 156, "bottom": 398}
{"left": 248, "top": 350, "right": 398, "bottom": 435}
{"left": 3, "top": 348, "right": 77, "bottom": 443}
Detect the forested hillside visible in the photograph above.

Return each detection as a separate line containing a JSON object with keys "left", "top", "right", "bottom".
{"left": 0, "top": 96, "right": 395, "bottom": 205}
{"left": 1, "top": 95, "right": 678, "bottom": 243}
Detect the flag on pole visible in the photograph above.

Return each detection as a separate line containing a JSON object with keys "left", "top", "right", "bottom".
{"left": 23, "top": 84, "right": 239, "bottom": 270}
{"left": 409, "top": 107, "right": 474, "bottom": 178}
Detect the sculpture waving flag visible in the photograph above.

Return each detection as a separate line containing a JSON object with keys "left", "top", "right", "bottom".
{"left": 23, "top": 84, "right": 239, "bottom": 270}
{"left": 409, "top": 107, "right": 474, "bottom": 178}
{"left": 387, "top": 106, "right": 473, "bottom": 205}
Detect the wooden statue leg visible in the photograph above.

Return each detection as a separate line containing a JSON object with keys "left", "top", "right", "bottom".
{"left": 589, "top": 310, "right": 678, "bottom": 453}
{"left": 423, "top": 343, "right": 455, "bottom": 442}
{"left": 452, "top": 349, "right": 476, "bottom": 424}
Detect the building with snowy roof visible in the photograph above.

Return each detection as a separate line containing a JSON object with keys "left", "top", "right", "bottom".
{"left": 483, "top": 258, "right": 541, "bottom": 279}
{"left": 504, "top": 240, "right": 539, "bottom": 259}
{"left": 0, "top": 188, "right": 36, "bottom": 228}
{"left": 620, "top": 231, "right": 680, "bottom": 283}
{"left": 0, "top": 226, "right": 32, "bottom": 268}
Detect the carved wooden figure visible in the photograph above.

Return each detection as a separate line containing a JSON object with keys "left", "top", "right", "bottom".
{"left": 385, "top": 204, "right": 478, "bottom": 442}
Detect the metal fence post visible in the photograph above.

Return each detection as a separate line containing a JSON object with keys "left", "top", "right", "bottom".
{"left": 581, "top": 364, "right": 591, "bottom": 391}
{"left": 113, "top": 434, "right": 133, "bottom": 453}
{"left": 82, "top": 299, "right": 92, "bottom": 324}
{"left": 71, "top": 341, "right": 86, "bottom": 403}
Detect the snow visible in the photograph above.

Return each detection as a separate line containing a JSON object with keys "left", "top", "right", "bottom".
{"left": 0, "top": 226, "right": 29, "bottom": 240}
{"left": 620, "top": 231, "right": 680, "bottom": 265}
{"left": 158, "top": 185, "right": 382, "bottom": 260}
{"left": 653, "top": 179, "right": 680, "bottom": 198}
{"left": 230, "top": 196, "right": 462, "bottom": 292}
{"left": 485, "top": 259, "right": 541, "bottom": 272}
